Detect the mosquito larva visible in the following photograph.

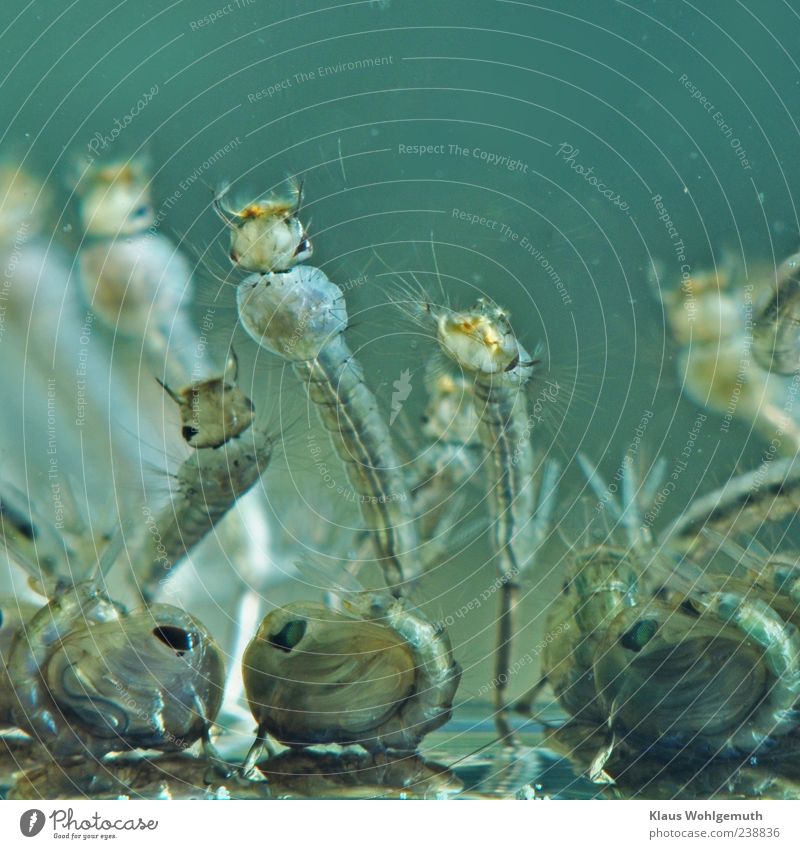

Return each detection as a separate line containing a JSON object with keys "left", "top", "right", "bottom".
{"left": 236, "top": 264, "right": 419, "bottom": 595}
{"left": 240, "top": 589, "right": 461, "bottom": 773}
{"left": 0, "top": 580, "right": 225, "bottom": 759}
{"left": 74, "top": 158, "right": 215, "bottom": 387}
{"left": 316, "top": 368, "right": 485, "bottom": 592}
{"left": 214, "top": 180, "right": 312, "bottom": 272}
{"left": 753, "top": 250, "right": 800, "bottom": 375}
{"left": 662, "top": 259, "right": 800, "bottom": 449}
{"left": 401, "top": 289, "right": 546, "bottom": 737}
{"left": 130, "top": 368, "right": 273, "bottom": 601}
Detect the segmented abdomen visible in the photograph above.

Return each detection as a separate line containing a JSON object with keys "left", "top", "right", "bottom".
{"left": 473, "top": 376, "right": 535, "bottom": 584}
{"left": 294, "top": 336, "right": 419, "bottom": 594}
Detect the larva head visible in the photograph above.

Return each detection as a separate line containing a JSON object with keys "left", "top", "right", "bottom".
{"left": 215, "top": 183, "right": 312, "bottom": 272}
{"left": 664, "top": 267, "right": 741, "bottom": 346}
{"left": 242, "top": 602, "right": 417, "bottom": 748}
{"left": 437, "top": 298, "right": 533, "bottom": 381}
{"left": 160, "top": 352, "right": 255, "bottom": 448}
{"left": 76, "top": 160, "right": 155, "bottom": 237}
{"left": 43, "top": 603, "right": 225, "bottom": 752}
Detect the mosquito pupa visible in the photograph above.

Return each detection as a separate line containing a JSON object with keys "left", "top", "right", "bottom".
{"left": 594, "top": 588, "right": 800, "bottom": 765}
{"left": 240, "top": 581, "right": 461, "bottom": 773}
{"left": 236, "top": 264, "right": 419, "bottom": 595}
{"left": 214, "top": 179, "right": 312, "bottom": 273}
{"left": 691, "top": 529, "right": 800, "bottom": 622}
{"left": 1, "top": 580, "right": 226, "bottom": 760}
{"left": 0, "top": 513, "right": 226, "bottom": 761}
{"left": 534, "top": 453, "right": 800, "bottom": 779}
{"left": 73, "top": 157, "right": 216, "bottom": 387}
{"left": 516, "top": 453, "right": 654, "bottom": 729}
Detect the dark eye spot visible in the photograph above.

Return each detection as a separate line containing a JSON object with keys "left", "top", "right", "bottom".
{"left": 135, "top": 205, "right": 149, "bottom": 217}
{"left": 620, "top": 619, "right": 658, "bottom": 652}
{"left": 182, "top": 425, "right": 199, "bottom": 443}
{"left": 680, "top": 599, "right": 699, "bottom": 617}
{"left": 268, "top": 619, "right": 307, "bottom": 653}
{"left": 0, "top": 502, "right": 37, "bottom": 540}
{"left": 153, "top": 626, "right": 196, "bottom": 655}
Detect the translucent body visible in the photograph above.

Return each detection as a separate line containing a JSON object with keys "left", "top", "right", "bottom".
{"left": 665, "top": 457, "right": 800, "bottom": 557}
{"left": 237, "top": 266, "right": 419, "bottom": 594}
{"left": 242, "top": 593, "right": 461, "bottom": 753}
{"left": 0, "top": 582, "right": 225, "bottom": 759}
{"left": 431, "top": 297, "right": 540, "bottom": 735}
{"left": 159, "top": 352, "right": 255, "bottom": 449}
{"left": 542, "top": 547, "right": 640, "bottom": 724}
{"left": 1, "top": 163, "right": 150, "bottom": 495}
{"left": 594, "top": 592, "right": 800, "bottom": 759}
{"left": 214, "top": 183, "right": 312, "bottom": 273}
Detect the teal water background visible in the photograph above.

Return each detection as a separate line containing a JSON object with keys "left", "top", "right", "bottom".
{"left": 3, "top": 0, "right": 800, "bottom": 794}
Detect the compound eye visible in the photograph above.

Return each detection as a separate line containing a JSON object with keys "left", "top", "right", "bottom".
{"left": 182, "top": 425, "right": 199, "bottom": 443}
{"left": 153, "top": 625, "right": 197, "bottom": 656}
{"left": 619, "top": 619, "right": 658, "bottom": 652}
{"left": 268, "top": 619, "right": 307, "bottom": 653}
